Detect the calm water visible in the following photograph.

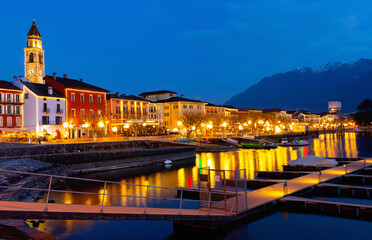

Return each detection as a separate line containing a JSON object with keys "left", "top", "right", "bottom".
{"left": 36, "top": 132, "right": 372, "bottom": 240}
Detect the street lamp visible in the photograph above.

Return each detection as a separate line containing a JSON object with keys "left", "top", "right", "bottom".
{"left": 98, "top": 121, "right": 104, "bottom": 128}
{"left": 112, "top": 126, "right": 118, "bottom": 140}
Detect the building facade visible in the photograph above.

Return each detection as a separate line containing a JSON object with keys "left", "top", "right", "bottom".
{"left": 13, "top": 77, "right": 66, "bottom": 137}
{"left": 0, "top": 80, "right": 23, "bottom": 131}
{"left": 45, "top": 74, "right": 109, "bottom": 138}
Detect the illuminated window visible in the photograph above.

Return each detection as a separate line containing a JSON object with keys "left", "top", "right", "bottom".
{"left": 98, "top": 95, "right": 102, "bottom": 103}
{"left": 0, "top": 117, "right": 3, "bottom": 126}
{"left": 89, "top": 94, "right": 93, "bottom": 103}
{"left": 71, "top": 109, "right": 76, "bottom": 118}
{"left": 7, "top": 117, "right": 12, "bottom": 126}
{"left": 71, "top": 93, "right": 75, "bottom": 102}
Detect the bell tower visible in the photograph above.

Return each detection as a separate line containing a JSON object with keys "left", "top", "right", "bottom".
{"left": 24, "top": 19, "right": 45, "bottom": 84}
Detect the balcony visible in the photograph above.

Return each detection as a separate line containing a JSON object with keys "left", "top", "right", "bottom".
{"left": 43, "top": 108, "right": 50, "bottom": 113}
{"left": 56, "top": 109, "right": 64, "bottom": 114}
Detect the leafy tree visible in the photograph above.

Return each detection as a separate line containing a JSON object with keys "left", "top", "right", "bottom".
{"left": 354, "top": 99, "right": 372, "bottom": 126}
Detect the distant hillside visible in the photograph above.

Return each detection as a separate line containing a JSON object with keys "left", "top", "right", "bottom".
{"left": 225, "top": 58, "right": 372, "bottom": 113}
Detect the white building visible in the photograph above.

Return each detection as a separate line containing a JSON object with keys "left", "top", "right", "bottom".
{"left": 13, "top": 77, "right": 67, "bottom": 138}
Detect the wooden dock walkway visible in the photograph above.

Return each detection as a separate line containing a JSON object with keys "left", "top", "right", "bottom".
{"left": 211, "top": 159, "right": 372, "bottom": 215}
{"left": 0, "top": 159, "right": 371, "bottom": 229}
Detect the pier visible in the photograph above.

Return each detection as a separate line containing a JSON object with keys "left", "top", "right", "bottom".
{"left": 0, "top": 158, "right": 370, "bottom": 229}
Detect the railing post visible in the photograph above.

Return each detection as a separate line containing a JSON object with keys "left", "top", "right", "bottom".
{"left": 208, "top": 191, "right": 211, "bottom": 215}
{"left": 283, "top": 181, "right": 288, "bottom": 196}
{"left": 100, "top": 181, "right": 107, "bottom": 213}
{"left": 344, "top": 164, "right": 348, "bottom": 174}
{"left": 144, "top": 186, "right": 148, "bottom": 214}
{"left": 44, "top": 176, "right": 53, "bottom": 211}
{"left": 318, "top": 171, "right": 322, "bottom": 183}
{"left": 364, "top": 159, "right": 366, "bottom": 169}
{"left": 179, "top": 189, "right": 183, "bottom": 215}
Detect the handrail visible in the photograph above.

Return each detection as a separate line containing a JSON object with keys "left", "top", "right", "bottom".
{"left": 0, "top": 184, "right": 234, "bottom": 205}
{"left": 0, "top": 169, "right": 239, "bottom": 195}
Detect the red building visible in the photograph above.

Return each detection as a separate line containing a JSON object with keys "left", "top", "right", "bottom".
{"left": 0, "top": 80, "right": 23, "bottom": 131}
{"left": 45, "top": 73, "right": 109, "bottom": 138}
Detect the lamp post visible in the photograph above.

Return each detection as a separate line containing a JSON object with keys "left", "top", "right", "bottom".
{"left": 112, "top": 126, "right": 118, "bottom": 140}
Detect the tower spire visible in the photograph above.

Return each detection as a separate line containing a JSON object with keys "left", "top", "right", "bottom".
{"left": 27, "top": 19, "right": 41, "bottom": 39}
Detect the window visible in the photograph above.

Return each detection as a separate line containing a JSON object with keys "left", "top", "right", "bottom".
{"left": 15, "top": 95, "right": 20, "bottom": 103}
{"left": 71, "top": 93, "right": 75, "bottom": 102}
{"left": 16, "top": 117, "right": 21, "bottom": 126}
{"left": 6, "top": 106, "right": 12, "bottom": 114}
{"left": 0, "top": 94, "right": 2, "bottom": 102}
{"left": 0, "top": 106, "right": 2, "bottom": 114}
{"left": 97, "top": 109, "right": 102, "bottom": 116}
{"left": 89, "top": 94, "right": 93, "bottom": 103}
{"left": 183, "top": 105, "right": 187, "bottom": 109}
{"left": 173, "top": 105, "right": 178, "bottom": 109}
{"left": 71, "top": 109, "right": 76, "bottom": 118}
{"left": 97, "top": 95, "right": 101, "bottom": 103}
{"left": 189, "top": 105, "right": 193, "bottom": 109}
{"left": 116, "top": 105, "right": 120, "bottom": 114}
{"left": 56, "top": 116, "right": 62, "bottom": 125}
{"left": 57, "top": 104, "right": 61, "bottom": 113}
{"left": 24, "top": 93, "right": 29, "bottom": 100}
{"left": 57, "top": 99, "right": 60, "bottom": 102}
{"left": 123, "top": 106, "right": 128, "bottom": 113}
{"left": 143, "top": 108, "right": 146, "bottom": 113}
{"left": 6, "top": 94, "right": 11, "bottom": 102}
{"left": 7, "top": 117, "right": 12, "bottom": 126}
{"left": 0, "top": 117, "right": 2, "bottom": 126}
{"left": 80, "top": 94, "right": 84, "bottom": 102}
{"left": 80, "top": 109, "right": 85, "bottom": 118}
{"left": 41, "top": 116, "right": 49, "bottom": 125}
{"left": 89, "top": 109, "right": 94, "bottom": 117}
{"left": 43, "top": 103, "right": 48, "bottom": 113}
{"left": 29, "top": 53, "right": 34, "bottom": 63}
{"left": 15, "top": 106, "right": 20, "bottom": 115}
{"left": 43, "top": 98, "right": 46, "bottom": 101}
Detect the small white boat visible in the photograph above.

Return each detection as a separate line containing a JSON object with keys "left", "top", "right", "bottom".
{"left": 278, "top": 139, "right": 309, "bottom": 146}
{"left": 288, "top": 155, "right": 337, "bottom": 167}
{"left": 164, "top": 160, "right": 173, "bottom": 165}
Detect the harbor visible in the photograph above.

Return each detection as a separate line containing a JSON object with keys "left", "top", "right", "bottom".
{"left": 0, "top": 132, "right": 367, "bottom": 239}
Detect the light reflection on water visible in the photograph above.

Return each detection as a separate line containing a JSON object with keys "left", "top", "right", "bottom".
{"left": 36, "top": 132, "right": 370, "bottom": 239}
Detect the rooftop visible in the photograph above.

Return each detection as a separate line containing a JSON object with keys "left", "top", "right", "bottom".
{"left": 139, "top": 90, "right": 177, "bottom": 96}
{"left": 45, "top": 75, "right": 109, "bottom": 93}
{"left": 0, "top": 80, "right": 22, "bottom": 91}
{"left": 27, "top": 19, "right": 41, "bottom": 38}
{"left": 107, "top": 93, "right": 148, "bottom": 102}
{"left": 23, "top": 82, "right": 65, "bottom": 98}
{"left": 156, "top": 96, "right": 206, "bottom": 104}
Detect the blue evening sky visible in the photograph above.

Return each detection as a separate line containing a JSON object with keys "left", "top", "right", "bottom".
{"left": 1, "top": 0, "right": 372, "bottom": 104}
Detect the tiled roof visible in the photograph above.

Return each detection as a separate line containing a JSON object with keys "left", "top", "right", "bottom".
{"left": 27, "top": 20, "right": 41, "bottom": 38}
{"left": 156, "top": 96, "right": 206, "bottom": 104}
{"left": 45, "top": 76, "right": 109, "bottom": 93}
{"left": 23, "top": 82, "right": 65, "bottom": 98}
{"left": 139, "top": 90, "right": 176, "bottom": 96}
{"left": 0, "top": 80, "right": 22, "bottom": 91}
{"left": 107, "top": 94, "right": 148, "bottom": 102}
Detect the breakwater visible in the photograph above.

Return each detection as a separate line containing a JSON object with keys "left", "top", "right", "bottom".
{"left": 0, "top": 141, "right": 196, "bottom": 173}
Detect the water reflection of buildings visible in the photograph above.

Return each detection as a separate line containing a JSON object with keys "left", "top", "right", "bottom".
{"left": 39, "top": 133, "right": 361, "bottom": 238}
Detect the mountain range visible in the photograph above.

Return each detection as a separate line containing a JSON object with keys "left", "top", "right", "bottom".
{"left": 225, "top": 58, "right": 372, "bottom": 113}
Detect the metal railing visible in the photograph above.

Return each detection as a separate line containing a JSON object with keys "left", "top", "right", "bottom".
{"left": 0, "top": 169, "right": 238, "bottom": 215}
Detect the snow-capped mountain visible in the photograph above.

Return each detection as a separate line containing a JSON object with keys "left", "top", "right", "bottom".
{"left": 225, "top": 58, "right": 372, "bottom": 113}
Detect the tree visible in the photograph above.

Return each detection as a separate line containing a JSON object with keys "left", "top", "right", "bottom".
{"left": 354, "top": 99, "right": 372, "bottom": 126}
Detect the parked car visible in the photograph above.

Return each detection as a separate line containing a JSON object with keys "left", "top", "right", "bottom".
{"left": 189, "top": 138, "right": 199, "bottom": 142}
{"left": 199, "top": 138, "right": 211, "bottom": 144}
{"left": 174, "top": 137, "right": 191, "bottom": 143}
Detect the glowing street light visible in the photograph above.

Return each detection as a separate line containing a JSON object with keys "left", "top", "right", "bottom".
{"left": 63, "top": 122, "right": 69, "bottom": 128}
{"left": 177, "top": 121, "right": 182, "bottom": 126}
{"left": 98, "top": 122, "right": 104, "bottom": 128}
{"left": 112, "top": 126, "right": 118, "bottom": 140}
